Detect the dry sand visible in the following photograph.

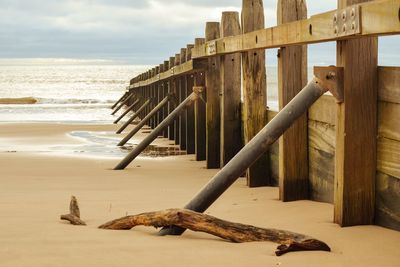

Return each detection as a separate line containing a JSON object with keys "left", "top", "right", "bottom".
{"left": 0, "top": 123, "right": 399, "bottom": 267}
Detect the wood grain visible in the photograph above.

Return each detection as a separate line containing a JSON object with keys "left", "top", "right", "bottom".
{"left": 205, "top": 22, "right": 221, "bottom": 169}
{"left": 242, "top": 0, "right": 270, "bottom": 187}
{"left": 220, "top": 12, "right": 243, "bottom": 167}
{"left": 334, "top": 0, "right": 378, "bottom": 226}
{"left": 277, "top": 0, "right": 309, "bottom": 201}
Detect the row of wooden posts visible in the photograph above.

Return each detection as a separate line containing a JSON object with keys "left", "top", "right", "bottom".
{"left": 110, "top": 0, "right": 400, "bottom": 230}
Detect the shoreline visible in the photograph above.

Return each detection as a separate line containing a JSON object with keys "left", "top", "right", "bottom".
{"left": 0, "top": 122, "right": 399, "bottom": 266}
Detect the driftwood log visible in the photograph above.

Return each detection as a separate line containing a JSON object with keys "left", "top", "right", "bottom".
{"left": 60, "top": 196, "right": 86, "bottom": 226}
{"left": 99, "top": 209, "right": 330, "bottom": 256}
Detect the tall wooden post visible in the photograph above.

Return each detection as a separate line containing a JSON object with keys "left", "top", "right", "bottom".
{"left": 180, "top": 48, "right": 188, "bottom": 151}
{"left": 334, "top": 0, "right": 378, "bottom": 226}
{"left": 277, "top": 0, "right": 309, "bottom": 201}
{"left": 168, "top": 56, "right": 176, "bottom": 141}
{"left": 220, "top": 12, "right": 243, "bottom": 167}
{"left": 186, "top": 44, "right": 196, "bottom": 154}
{"left": 194, "top": 38, "right": 207, "bottom": 161}
{"left": 158, "top": 63, "right": 165, "bottom": 130}
{"left": 241, "top": 0, "right": 270, "bottom": 186}
{"left": 205, "top": 22, "right": 221, "bottom": 169}
{"left": 163, "top": 60, "right": 170, "bottom": 138}
{"left": 174, "top": 53, "right": 181, "bottom": 145}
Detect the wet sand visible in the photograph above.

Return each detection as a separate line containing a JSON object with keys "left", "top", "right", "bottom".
{"left": 0, "top": 123, "right": 399, "bottom": 267}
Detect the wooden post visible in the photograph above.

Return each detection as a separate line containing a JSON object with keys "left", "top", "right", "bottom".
{"left": 186, "top": 44, "right": 196, "bottom": 154}
{"left": 174, "top": 53, "right": 181, "bottom": 145}
{"left": 220, "top": 12, "right": 243, "bottom": 167}
{"left": 168, "top": 56, "right": 176, "bottom": 141}
{"left": 205, "top": 22, "right": 221, "bottom": 169}
{"left": 334, "top": 0, "right": 378, "bottom": 226}
{"left": 241, "top": 0, "right": 270, "bottom": 186}
{"left": 157, "top": 64, "right": 164, "bottom": 129}
{"left": 180, "top": 48, "right": 188, "bottom": 151}
{"left": 277, "top": 0, "right": 308, "bottom": 201}
{"left": 194, "top": 38, "right": 207, "bottom": 161}
{"left": 163, "top": 61, "right": 170, "bottom": 138}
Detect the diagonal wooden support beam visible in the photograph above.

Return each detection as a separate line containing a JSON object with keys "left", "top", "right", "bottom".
{"left": 117, "top": 94, "right": 174, "bottom": 146}
{"left": 116, "top": 99, "right": 152, "bottom": 134}
{"left": 113, "top": 98, "right": 141, "bottom": 124}
{"left": 114, "top": 88, "right": 202, "bottom": 170}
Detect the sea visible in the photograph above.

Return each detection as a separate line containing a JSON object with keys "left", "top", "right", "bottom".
{"left": 0, "top": 60, "right": 282, "bottom": 124}
{"left": 0, "top": 60, "right": 151, "bottom": 123}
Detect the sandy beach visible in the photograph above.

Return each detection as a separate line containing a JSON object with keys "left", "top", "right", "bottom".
{"left": 0, "top": 122, "right": 399, "bottom": 267}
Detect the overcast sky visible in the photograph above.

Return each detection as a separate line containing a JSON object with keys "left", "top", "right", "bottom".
{"left": 0, "top": 0, "right": 398, "bottom": 65}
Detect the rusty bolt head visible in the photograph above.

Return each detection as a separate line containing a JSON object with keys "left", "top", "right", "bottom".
{"left": 351, "top": 8, "right": 355, "bottom": 18}
{"left": 342, "top": 11, "right": 346, "bottom": 21}
{"left": 342, "top": 24, "right": 346, "bottom": 32}
{"left": 333, "top": 13, "right": 338, "bottom": 23}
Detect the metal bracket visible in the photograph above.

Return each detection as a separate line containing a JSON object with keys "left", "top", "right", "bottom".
{"left": 333, "top": 5, "right": 360, "bottom": 36}
{"left": 206, "top": 41, "right": 217, "bottom": 55}
{"left": 314, "top": 66, "right": 344, "bottom": 103}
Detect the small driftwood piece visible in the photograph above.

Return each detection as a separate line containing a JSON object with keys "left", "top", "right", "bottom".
{"left": 60, "top": 196, "right": 86, "bottom": 226}
{"left": 99, "top": 209, "right": 330, "bottom": 256}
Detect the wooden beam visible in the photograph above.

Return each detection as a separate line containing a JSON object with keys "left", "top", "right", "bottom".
{"left": 378, "top": 66, "right": 400, "bottom": 104}
{"left": 168, "top": 56, "right": 176, "bottom": 141}
{"left": 186, "top": 44, "right": 196, "bottom": 154}
{"left": 334, "top": 0, "right": 378, "bottom": 226}
{"left": 129, "top": 59, "right": 207, "bottom": 89}
{"left": 174, "top": 53, "right": 181, "bottom": 146}
{"left": 191, "top": 0, "right": 400, "bottom": 59}
{"left": 180, "top": 48, "right": 188, "bottom": 151}
{"left": 220, "top": 12, "right": 243, "bottom": 167}
{"left": 242, "top": 0, "right": 270, "bottom": 187}
{"left": 194, "top": 38, "right": 207, "bottom": 161}
{"left": 278, "top": 0, "right": 309, "bottom": 201}
{"left": 205, "top": 22, "right": 221, "bottom": 169}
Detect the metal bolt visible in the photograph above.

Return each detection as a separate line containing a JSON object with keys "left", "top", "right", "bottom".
{"left": 351, "top": 8, "right": 355, "bottom": 18}
{"left": 342, "top": 11, "right": 346, "bottom": 21}
{"left": 342, "top": 24, "right": 346, "bottom": 33}
{"left": 333, "top": 13, "right": 338, "bottom": 23}
{"left": 326, "top": 72, "right": 336, "bottom": 80}
{"left": 334, "top": 26, "right": 338, "bottom": 34}
{"left": 351, "top": 22, "right": 355, "bottom": 30}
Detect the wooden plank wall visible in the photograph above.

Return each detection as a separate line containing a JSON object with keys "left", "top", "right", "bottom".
{"left": 267, "top": 66, "right": 400, "bottom": 231}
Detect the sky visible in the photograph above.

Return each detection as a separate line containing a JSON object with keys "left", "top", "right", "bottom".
{"left": 0, "top": 0, "right": 398, "bottom": 65}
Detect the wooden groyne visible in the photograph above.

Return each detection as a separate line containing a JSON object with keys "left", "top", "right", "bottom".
{"left": 111, "top": 0, "right": 400, "bottom": 232}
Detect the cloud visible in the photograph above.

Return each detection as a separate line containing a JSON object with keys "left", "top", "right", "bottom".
{"left": 0, "top": 0, "right": 398, "bottom": 65}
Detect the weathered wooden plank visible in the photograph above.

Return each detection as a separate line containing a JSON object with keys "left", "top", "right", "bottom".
{"left": 308, "top": 94, "right": 336, "bottom": 125}
{"left": 168, "top": 57, "right": 176, "bottom": 141}
{"left": 278, "top": 0, "right": 309, "bottom": 201}
{"left": 242, "top": 0, "right": 270, "bottom": 186}
{"left": 378, "top": 66, "right": 400, "bottom": 104}
{"left": 308, "top": 120, "right": 336, "bottom": 204}
{"left": 174, "top": 53, "right": 181, "bottom": 146}
{"left": 191, "top": 0, "right": 400, "bottom": 59}
{"left": 179, "top": 49, "right": 188, "bottom": 151}
{"left": 194, "top": 38, "right": 207, "bottom": 161}
{"left": 378, "top": 101, "right": 400, "bottom": 141}
{"left": 186, "top": 44, "right": 196, "bottom": 154}
{"left": 375, "top": 172, "right": 400, "bottom": 231}
{"left": 220, "top": 11, "right": 243, "bottom": 167}
{"left": 334, "top": 0, "right": 378, "bottom": 226}
{"left": 162, "top": 61, "right": 170, "bottom": 138}
{"left": 377, "top": 137, "right": 400, "bottom": 180}
{"left": 205, "top": 22, "right": 221, "bottom": 169}
{"left": 130, "top": 59, "right": 207, "bottom": 89}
